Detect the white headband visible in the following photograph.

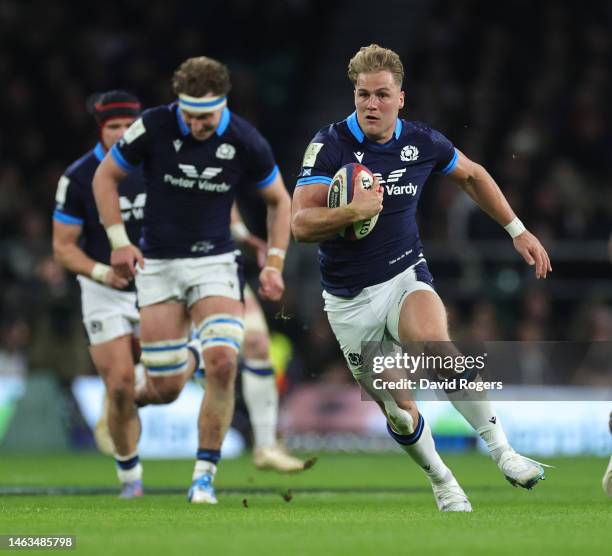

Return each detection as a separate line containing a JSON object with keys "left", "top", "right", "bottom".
{"left": 178, "top": 93, "right": 227, "bottom": 113}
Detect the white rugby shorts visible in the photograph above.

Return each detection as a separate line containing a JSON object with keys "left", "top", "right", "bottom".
{"left": 77, "top": 276, "right": 140, "bottom": 345}
{"left": 323, "top": 258, "right": 436, "bottom": 378}
{"left": 135, "top": 252, "right": 243, "bottom": 308}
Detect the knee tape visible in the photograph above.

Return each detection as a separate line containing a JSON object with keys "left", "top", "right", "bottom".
{"left": 197, "top": 314, "right": 244, "bottom": 353}
{"left": 141, "top": 337, "right": 189, "bottom": 376}
{"left": 383, "top": 400, "right": 415, "bottom": 435}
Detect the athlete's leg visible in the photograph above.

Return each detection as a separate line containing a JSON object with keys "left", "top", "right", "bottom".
{"left": 398, "top": 290, "right": 546, "bottom": 488}
{"left": 90, "top": 335, "right": 140, "bottom": 455}
{"left": 242, "top": 289, "right": 277, "bottom": 449}
{"left": 191, "top": 296, "right": 242, "bottom": 449}
{"left": 186, "top": 295, "right": 243, "bottom": 504}
{"left": 136, "top": 301, "right": 199, "bottom": 405}
{"left": 324, "top": 284, "right": 470, "bottom": 511}
{"left": 241, "top": 287, "right": 304, "bottom": 472}
{"left": 89, "top": 334, "right": 143, "bottom": 497}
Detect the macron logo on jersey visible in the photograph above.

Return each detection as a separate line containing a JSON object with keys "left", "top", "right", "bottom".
{"left": 373, "top": 169, "right": 418, "bottom": 196}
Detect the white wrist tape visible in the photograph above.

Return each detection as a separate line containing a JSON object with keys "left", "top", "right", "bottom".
{"left": 262, "top": 266, "right": 281, "bottom": 274}
{"left": 230, "top": 222, "right": 250, "bottom": 241}
{"left": 91, "top": 263, "right": 110, "bottom": 284}
{"left": 267, "top": 247, "right": 286, "bottom": 260}
{"left": 106, "top": 224, "right": 131, "bottom": 249}
{"left": 504, "top": 217, "right": 526, "bottom": 239}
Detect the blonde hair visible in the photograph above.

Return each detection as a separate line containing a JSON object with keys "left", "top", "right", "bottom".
{"left": 172, "top": 56, "right": 231, "bottom": 97}
{"left": 347, "top": 44, "right": 404, "bottom": 87}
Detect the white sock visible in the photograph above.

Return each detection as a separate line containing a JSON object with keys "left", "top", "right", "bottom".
{"left": 115, "top": 451, "right": 143, "bottom": 483}
{"left": 193, "top": 460, "right": 217, "bottom": 481}
{"left": 448, "top": 398, "right": 511, "bottom": 462}
{"left": 242, "top": 360, "right": 278, "bottom": 449}
{"left": 389, "top": 415, "right": 451, "bottom": 484}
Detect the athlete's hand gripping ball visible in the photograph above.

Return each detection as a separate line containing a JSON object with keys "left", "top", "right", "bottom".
{"left": 327, "top": 163, "right": 383, "bottom": 240}
{"left": 349, "top": 173, "right": 384, "bottom": 221}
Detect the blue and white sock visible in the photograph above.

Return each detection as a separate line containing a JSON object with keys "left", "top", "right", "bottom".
{"left": 193, "top": 448, "right": 221, "bottom": 480}
{"left": 387, "top": 414, "right": 450, "bottom": 484}
{"left": 241, "top": 359, "right": 278, "bottom": 449}
{"left": 115, "top": 451, "right": 142, "bottom": 484}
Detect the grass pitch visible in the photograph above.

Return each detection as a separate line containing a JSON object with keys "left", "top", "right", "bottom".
{"left": 0, "top": 453, "right": 610, "bottom": 555}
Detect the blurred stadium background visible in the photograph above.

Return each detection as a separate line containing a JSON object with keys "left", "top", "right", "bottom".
{"left": 0, "top": 0, "right": 610, "bottom": 459}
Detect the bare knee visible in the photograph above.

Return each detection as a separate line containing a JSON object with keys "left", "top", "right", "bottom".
{"left": 204, "top": 350, "right": 237, "bottom": 389}
{"left": 150, "top": 376, "right": 183, "bottom": 403}
{"left": 106, "top": 371, "right": 135, "bottom": 412}
{"left": 243, "top": 331, "right": 269, "bottom": 361}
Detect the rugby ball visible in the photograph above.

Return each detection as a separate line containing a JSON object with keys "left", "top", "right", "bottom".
{"left": 327, "top": 163, "right": 379, "bottom": 240}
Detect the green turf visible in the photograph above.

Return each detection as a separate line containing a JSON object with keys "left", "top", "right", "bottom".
{"left": 0, "top": 453, "right": 610, "bottom": 555}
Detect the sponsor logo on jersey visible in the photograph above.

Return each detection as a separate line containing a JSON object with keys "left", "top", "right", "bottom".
{"left": 179, "top": 165, "right": 222, "bottom": 179}
{"left": 173, "top": 139, "right": 183, "bottom": 152}
{"left": 163, "top": 165, "right": 230, "bottom": 193}
{"left": 372, "top": 169, "right": 419, "bottom": 196}
{"left": 190, "top": 240, "right": 215, "bottom": 253}
{"left": 400, "top": 145, "right": 419, "bottom": 162}
{"left": 120, "top": 193, "right": 146, "bottom": 221}
{"left": 354, "top": 151, "right": 364, "bottom": 163}
{"left": 216, "top": 143, "right": 235, "bottom": 160}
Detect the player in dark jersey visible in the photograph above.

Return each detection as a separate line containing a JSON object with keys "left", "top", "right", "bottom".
{"left": 292, "top": 44, "right": 553, "bottom": 511}
{"left": 93, "top": 57, "right": 291, "bottom": 504}
{"left": 52, "top": 91, "right": 147, "bottom": 498}
{"left": 230, "top": 206, "right": 306, "bottom": 472}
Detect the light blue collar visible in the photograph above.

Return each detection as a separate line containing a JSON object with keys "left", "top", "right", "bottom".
{"left": 175, "top": 106, "right": 190, "bottom": 136}
{"left": 216, "top": 107, "right": 231, "bottom": 136}
{"left": 346, "top": 111, "right": 402, "bottom": 143}
{"left": 175, "top": 105, "right": 231, "bottom": 138}
{"left": 93, "top": 142, "right": 106, "bottom": 162}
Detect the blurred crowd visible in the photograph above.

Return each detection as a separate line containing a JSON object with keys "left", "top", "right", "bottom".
{"left": 0, "top": 0, "right": 610, "bottom": 386}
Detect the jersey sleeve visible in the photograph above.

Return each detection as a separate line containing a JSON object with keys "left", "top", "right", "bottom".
{"left": 243, "top": 128, "right": 279, "bottom": 189}
{"left": 53, "top": 174, "right": 85, "bottom": 226}
{"left": 430, "top": 128, "right": 458, "bottom": 174}
{"left": 110, "top": 115, "right": 150, "bottom": 173}
{"left": 295, "top": 129, "right": 340, "bottom": 187}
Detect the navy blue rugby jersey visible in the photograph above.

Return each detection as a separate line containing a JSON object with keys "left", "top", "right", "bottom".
{"left": 110, "top": 104, "right": 279, "bottom": 259}
{"left": 296, "top": 112, "right": 458, "bottom": 297}
{"left": 54, "top": 142, "right": 145, "bottom": 288}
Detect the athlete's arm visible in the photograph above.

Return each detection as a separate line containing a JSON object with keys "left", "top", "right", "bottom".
{"left": 291, "top": 179, "right": 383, "bottom": 242}
{"left": 448, "top": 149, "right": 552, "bottom": 279}
{"left": 93, "top": 155, "right": 144, "bottom": 279}
{"left": 257, "top": 172, "right": 291, "bottom": 301}
{"left": 93, "top": 155, "right": 129, "bottom": 229}
{"left": 230, "top": 203, "right": 267, "bottom": 268}
{"left": 52, "top": 220, "right": 128, "bottom": 288}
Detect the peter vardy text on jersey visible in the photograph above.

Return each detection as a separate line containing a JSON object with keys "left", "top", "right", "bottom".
{"left": 163, "top": 174, "right": 231, "bottom": 193}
